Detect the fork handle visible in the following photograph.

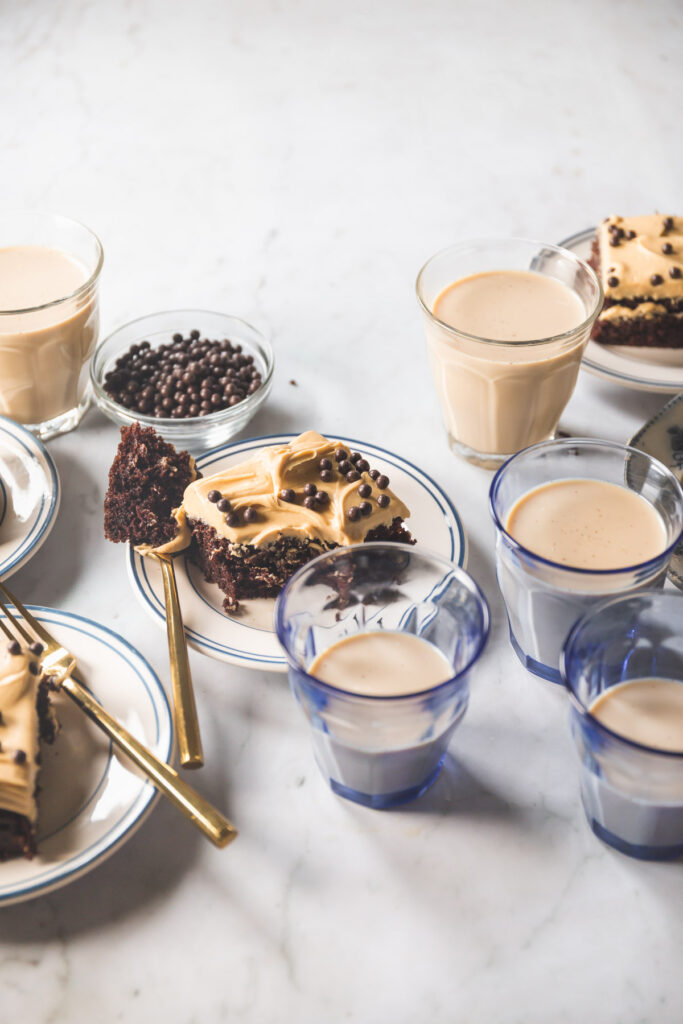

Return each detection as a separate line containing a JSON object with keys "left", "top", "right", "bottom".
{"left": 156, "top": 554, "right": 204, "bottom": 769}
{"left": 61, "top": 673, "right": 237, "bottom": 848}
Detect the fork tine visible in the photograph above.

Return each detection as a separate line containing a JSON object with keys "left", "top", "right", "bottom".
{"left": 0, "top": 612, "right": 14, "bottom": 644}
{"left": 0, "top": 580, "right": 53, "bottom": 648}
{"left": 0, "top": 595, "right": 34, "bottom": 645}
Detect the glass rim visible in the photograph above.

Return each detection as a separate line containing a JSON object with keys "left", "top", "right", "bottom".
{"left": 0, "top": 210, "right": 103, "bottom": 315}
{"left": 415, "top": 236, "right": 603, "bottom": 347}
{"left": 90, "top": 308, "right": 274, "bottom": 429}
{"left": 489, "top": 437, "right": 683, "bottom": 578}
{"left": 274, "top": 541, "right": 490, "bottom": 702}
{"left": 561, "top": 591, "right": 683, "bottom": 761}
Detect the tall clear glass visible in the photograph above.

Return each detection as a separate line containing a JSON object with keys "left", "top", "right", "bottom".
{"left": 275, "top": 543, "right": 490, "bottom": 809}
{"left": 416, "top": 239, "right": 602, "bottom": 468}
{"left": 0, "top": 211, "right": 103, "bottom": 440}
{"left": 562, "top": 592, "right": 683, "bottom": 860}
{"left": 490, "top": 438, "right": 683, "bottom": 683}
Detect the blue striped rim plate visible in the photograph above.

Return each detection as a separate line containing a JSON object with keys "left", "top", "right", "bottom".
{"left": 0, "top": 607, "right": 173, "bottom": 907}
{"left": 559, "top": 227, "right": 683, "bottom": 394}
{"left": 127, "top": 433, "right": 467, "bottom": 672}
{"left": 0, "top": 415, "right": 60, "bottom": 580}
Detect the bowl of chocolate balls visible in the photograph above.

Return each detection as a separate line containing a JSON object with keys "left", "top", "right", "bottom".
{"left": 91, "top": 310, "right": 274, "bottom": 451}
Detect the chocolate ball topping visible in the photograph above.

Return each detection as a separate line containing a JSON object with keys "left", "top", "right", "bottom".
{"left": 664, "top": 217, "right": 674, "bottom": 231}
{"left": 662, "top": 242, "right": 674, "bottom": 255}
{"left": 368, "top": 469, "right": 380, "bottom": 481}
{"left": 103, "top": 331, "right": 263, "bottom": 419}
{"left": 651, "top": 273, "right": 664, "bottom": 286}
{"left": 346, "top": 470, "right": 360, "bottom": 482}
{"left": 334, "top": 449, "right": 348, "bottom": 462}
{"left": 7, "top": 640, "right": 20, "bottom": 656}
{"left": 320, "top": 469, "right": 334, "bottom": 483}
{"left": 338, "top": 460, "right": 352, "bottom": 474}
{"left": 303, "top": 496, "right": 317, "bottom": 509}
{"left": 315, "top": 490, "right": 329, "bottom": 504}
{"left": 207, "top": 489, "right": 221, "bottom": 503}
{"left": 29, "top": 642, "right": 43, "bottom": 656}
{"left": 359, "top": 501, "right": 372, "bottom": 516}
{"left": 670, "top": 266, "right": 682, "bottom": 279}
{"left": 225, "top": 511, "right": 240, "bottom": 527}
{"left": 319, "top": 458, "right": 332, "bottom": 472}
{"left": 350, "top": 452, "right": 362, "bottom": 464}
{"left": 217, "top": 498, "right": 232, "bottom": 513}
{"left": 279, "top": 488, "right": 296, "bottom": 503}
{"left": 356, "top": 459, "right": 370, "bottom": 473}
{"left": 376, "top": 474, "right": 389, "bottom": 490}
{"left": 304, "top": 483, "right": 317, "bottom": 497}
{"left": 346, "top": 506, "right": 361, "bottom": 522}
{"left": 625, "top": 230, "right": 636, "bottom": 239}
{"left": 607, "top": 276, "right": 619, "bottom": 288}
{"left": 377, "top": 493, "right": 390, "bottom": 508}
{"left": 13, "top": 749, "right": 26, "bottom": 765}
{"left": 28, "top": 662, "right": 39, "bottom": 676}
{"left": 358, "top": 483, "right": 371, "bottom": 498}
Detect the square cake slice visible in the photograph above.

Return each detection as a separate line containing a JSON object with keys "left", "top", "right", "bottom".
{"left": 183, "top": 431, "right": 415, "bottom": 612}
{"left": 590, "top": 215, "right": 683, "bottom": 348}
{"left": 0, "top": 642, "right": 57, "bottom": 860}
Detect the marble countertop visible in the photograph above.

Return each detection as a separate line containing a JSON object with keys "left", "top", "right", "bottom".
{"left": 2, "top": 0, "right": 682, "bottom": 1020}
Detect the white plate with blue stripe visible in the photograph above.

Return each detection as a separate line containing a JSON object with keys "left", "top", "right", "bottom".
{"left": 127, "top": 433, "right": 467, "bottom": 672}
{"left": 0, "top": 416, "right": 60, "bottom": 580}
{"left": 0, "top": 607, "right": 173, "bottom": 906}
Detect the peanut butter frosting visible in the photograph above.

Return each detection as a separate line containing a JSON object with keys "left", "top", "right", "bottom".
{"left": 598, "top": 215, "right": 683, "bottom": 306}
{"left": 599, "top": 302, "right": 671, "bottom": 321}
{"left": 0, "top": 646, "right": 44, "bottom": 822}
{"left": 181, "top": 431, "right": 410, "bottom": 547}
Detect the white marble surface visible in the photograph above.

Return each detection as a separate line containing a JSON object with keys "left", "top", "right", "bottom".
{"left": 2, "top": 0, "right": 683, "bottom": 1020}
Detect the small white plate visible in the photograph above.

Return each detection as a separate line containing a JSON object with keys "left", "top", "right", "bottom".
{"left": 0, "top": 415, "right": 60, "bottom": 579}
{"left": 128, "top": 433, "right": 468, "bottom": 672}
{"left": 629, "top": 392, "right": 683, "bottom": 589}
{"left": 560, "top": 227, "right": 683, "bottom": 394}
{"left": 0, "top": 607, "right": 173, "bottom": 907}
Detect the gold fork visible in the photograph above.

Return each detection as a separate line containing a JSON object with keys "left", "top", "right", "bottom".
{"left": 0, "top": 580, "right": 237, "bottom": 849}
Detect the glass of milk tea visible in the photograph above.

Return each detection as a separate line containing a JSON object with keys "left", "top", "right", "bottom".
{"left": 562, "top": 591, "right": 683, "bottom": 860}
{"left": 490, "top": 438, "right": 683, "bottom": 684}
{"left": 416, "top": 239, "right": 602, "bottom": 468}
{"left": 0, "top": 211, "right": 103, "bottom": 439}
{"left": 275, "top": 543, "right": 490, "bottom": 809}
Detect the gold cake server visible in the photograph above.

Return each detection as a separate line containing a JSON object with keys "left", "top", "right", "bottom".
{"left": 0, "top": 580, "right": 236, "bottom": 849}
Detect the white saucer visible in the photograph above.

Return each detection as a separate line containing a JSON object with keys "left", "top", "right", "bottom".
{"left": 128, "top": 433, "right": 467, "bottom": 672}
{"left": 0, "top": 416, "right": 60, "bottom": 579}
{"left": 0, "top": 607, "right": 173, "bottom": 907}
{"left": 559, "top": 228, "right": 683, "bottom": 394}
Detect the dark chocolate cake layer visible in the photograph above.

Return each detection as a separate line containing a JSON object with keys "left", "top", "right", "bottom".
{"left": 189, "top": 517, "right": 414, "bottom": 613}
{"left": 104, "top": 422, "right": 195, "bottom": 548}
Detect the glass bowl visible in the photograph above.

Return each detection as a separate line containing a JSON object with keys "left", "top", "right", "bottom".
{"left": 91, "top": 309, "right": 274, "bottom": 452}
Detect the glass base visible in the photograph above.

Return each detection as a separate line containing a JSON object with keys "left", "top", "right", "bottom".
{"left": 509, "top": 628, "right": 562, "bottom": 684}
{"left": 447, "top": 429, "right": 562, "bottom": 470}
{"left": 328, "top": 758, "right": 445, "bottom": 809}
{"left": 590, "top": 818, "right": 683, "bottom": 861}
{"left": 24, "top": 392, "right": 91, "bottom": 441}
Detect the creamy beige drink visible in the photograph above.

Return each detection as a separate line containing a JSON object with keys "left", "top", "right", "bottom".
{"left": 427, "top": 269, "right": 587, "bottom": 460}
{"left": 590, "top": 679, "right": 683, "bottom": 752}
{"left": 309, "top": 631, "right": 453, "bottom": 696}
{"left": 417, "top": 241, "right": 602, "bottom": 466}
{"left": 505, "top": 479, "right": 667, "bottom": 569}
{"left": 0, "top": 242, "right": 99, "bottom": 428}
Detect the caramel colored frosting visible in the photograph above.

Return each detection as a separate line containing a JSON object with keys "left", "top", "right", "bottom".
{"left": 0, "top": 646, "right": 43, "bottom": 822}
{"left": 598, "top": 215, "right": 683, "bottom": 305}
{"left": 181, "top": 431, "right": 410, "bottom": 547}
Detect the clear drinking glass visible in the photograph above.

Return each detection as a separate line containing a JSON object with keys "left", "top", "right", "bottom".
{"left": 416, "top": 239, "right": 602, "bottom": 468}
{"left": 275, "top": 543, "right": 490, "bottom": 809}
{"left": 0, "top": 211, "right": 103, "bottom": 439}
{"left": 490, "top": 438, "right": 683, "bottom": 683}
{"left": 562, "top": 591, "right": 683, "bottom": 860}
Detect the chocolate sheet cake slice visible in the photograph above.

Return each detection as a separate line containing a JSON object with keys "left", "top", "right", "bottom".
{"left": 104, "top": 422, "right": 196, "bottom": 553}
{"left": 183, "top": 431, "right": 414, "bottom": 612}
{"left": 0, "top": 641, "right": 57, "bottom": 861}
{"left": 590, "top": 215, "right": 683, "bottom": 348}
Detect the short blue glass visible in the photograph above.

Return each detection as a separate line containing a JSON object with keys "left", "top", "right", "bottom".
{"left": 489, "top": 438, "right": 683, "bottom": 683}
{"left": 275, "top": 543, "right": 490, "bottom": 809}
{"left": 562, "top": 591, "right": 683, "bottom": 860}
